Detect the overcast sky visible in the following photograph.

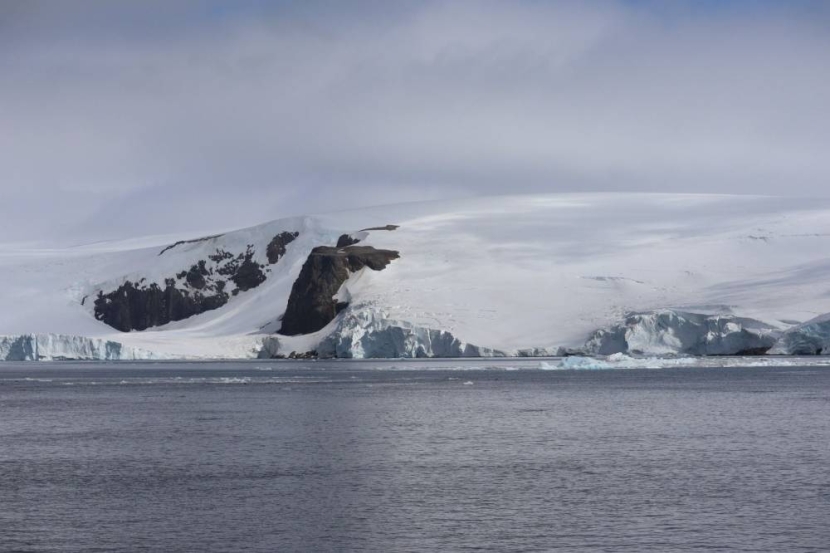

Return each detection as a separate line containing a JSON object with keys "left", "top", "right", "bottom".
{"left": 2, "top": 0, "right": 829, "bottom": 243}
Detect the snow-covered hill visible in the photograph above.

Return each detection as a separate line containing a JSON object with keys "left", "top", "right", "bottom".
{"left": 2, "top": 193, "right": 830, "bottom": 359}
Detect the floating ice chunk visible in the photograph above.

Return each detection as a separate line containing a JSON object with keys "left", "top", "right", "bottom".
{"left": 545, "top": 354, "right": 707, "bottom": 370}
{"left": 545, "top": 353, "right": 830, "bottom": 370}
{"left": 542, "top": 357, "right": 613, "bottom": 370}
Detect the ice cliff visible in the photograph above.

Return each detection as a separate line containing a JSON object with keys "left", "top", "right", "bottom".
{"left": 583, "top": 310, "right": 781, "bottom": 356}
{"left": 262, "top": 306, "right": 503, "bottom": 359}
{"left": 770, "top": 314, "right": 830, "bottom": 355}
{"left": 0, "top": 334, "right": 164, "bottom": 361}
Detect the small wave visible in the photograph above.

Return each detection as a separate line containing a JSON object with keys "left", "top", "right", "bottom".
{"left": 39, "top": 376, "right": 338, "bottom": 387}
{"left": 543, "top": 354, "right": 699, "bottom": 370}
{"left": 118, "top": 377, "right": 332, "bottom": 385}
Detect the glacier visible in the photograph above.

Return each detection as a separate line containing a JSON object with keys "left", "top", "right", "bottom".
{"left": 583, "top": 310, "right": 781, "bottom": 356}
{"left": 261, "top": 306, "right": 504, "bottom": 359}
{"left": 0, "top": 334, "right": 164, "bottom": 361}
{"left": 4, "top": 193, "right": 830, "bottom": 360}
{"left": 770, "top": 314, "right": 830, "bottom": 355}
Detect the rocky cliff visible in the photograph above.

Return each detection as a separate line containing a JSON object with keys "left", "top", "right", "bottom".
{"left": 94, "top": 232, "right": 298, "bottom": 331}
{"left": 279, "top": 246, "right": 399, "bottom": 336}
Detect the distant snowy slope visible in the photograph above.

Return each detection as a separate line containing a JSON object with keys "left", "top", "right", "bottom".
{"left": 1, "top": 193, "right": 830, "bottom": 358}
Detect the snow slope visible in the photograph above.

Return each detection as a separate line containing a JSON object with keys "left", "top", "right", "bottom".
{"left": 2, "top": 193, "right": 830, "bottom": 358}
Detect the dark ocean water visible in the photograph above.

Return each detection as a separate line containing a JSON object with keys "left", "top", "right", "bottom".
{"left": 1, "top": 359, "right": 829, "bottom": 552}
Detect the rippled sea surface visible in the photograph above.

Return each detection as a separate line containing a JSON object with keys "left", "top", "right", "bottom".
{"left": 2, "top": 359, "right": 830, "bottom": 552}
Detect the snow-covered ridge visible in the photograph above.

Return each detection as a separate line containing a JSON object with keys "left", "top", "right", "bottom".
{"left": 90, "top": 230, "right": 301, "bottom": 332}
{"left": 3, "top": 193, "right": 830, "bottom": 360}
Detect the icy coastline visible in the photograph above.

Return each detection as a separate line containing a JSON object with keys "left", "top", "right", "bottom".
{"left": 261, "top": 306, "right": 504, "bottom": 359}
{"left": 4, "top": 194, "right": 830, "bottom": 361}
{"left": 770, "top": 314, "right": 830, "bottom": 356}
{"left": 5, "top": 306, "right": 830, "bottom": 362}
{"left": 259, "top": 306, "right": 830, "bottom": 360}
{"left": 583, "top": 310, "right": 782, "bottom": 356}
{"left": 0, "top": 334, "right": 165, "bottom": 361}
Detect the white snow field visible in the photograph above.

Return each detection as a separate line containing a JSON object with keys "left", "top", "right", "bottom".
{"left": 2, "top": 193, "right": 830, "bottom": 359}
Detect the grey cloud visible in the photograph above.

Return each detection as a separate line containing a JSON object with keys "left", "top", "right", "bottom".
{"left": 1, "top": 0, "right": 829, "bottom": 243}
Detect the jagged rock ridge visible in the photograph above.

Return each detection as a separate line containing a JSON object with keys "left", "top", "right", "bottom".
{"left": 94, "top": 232, "right": 298, "bottom": 332}
{"left": 336, "top": 224, "right": 398, "bottom": 248}
{"left": 336, "top": 234, "right": 361, "bottom": 248}
{"left": 267, "top": 231, "right": 300, "bottom": 264}
{"left": 279, "top": 246, "right": 400, "bottom": 336}
{"left": 94, "top": 279, "right": 229, "bottom": 332}
{"left": 361, "top": 224, "right": 400, "bottom": 231}
{"left": 158, "top": 234, "right": 223, "bottom": 256}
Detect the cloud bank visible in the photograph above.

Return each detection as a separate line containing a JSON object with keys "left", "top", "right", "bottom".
{"left": 1, "top": 0, "right": 829, "bottom": 242}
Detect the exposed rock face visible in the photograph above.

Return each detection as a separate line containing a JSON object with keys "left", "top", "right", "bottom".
{"left": 183, "top": 260, "right": 209, "bottom": 290}
{"left": 221, "top": 246, "right": 267, "bottom": 292}
{"left": 279, "top": 246, "right": 400, "bottom": 336}
{"left": 336, "top": 224, "right": 398, "bottom": 247}
{"left": 584, "top": 310, "right": 780, "bottom": 356}
{"left": 336, "top": 234, "right": 360, "bottom": 248}
{"left": 360, "top": 224, "right": 399, "bottom": 231}
{"left": 95, "top": 235, "right": 297, "bottom": 332}
{"left": 158, "top": 234, "right": 223, "bottom": 256}
{"left": 94, "top": 280, "right": 229, "bottom": 331}
{"left": 770, "top": 314, "right": 830, "bottom": 355}
{"left": 266, "top": 231, "right": 300, "bottom": 264}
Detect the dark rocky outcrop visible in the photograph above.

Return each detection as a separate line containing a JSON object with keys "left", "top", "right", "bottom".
{"left": 158, "top": 234, "right": 223, "bottom": 256}
{"left": 94, "top": 280, "right": 229, "bottom": 332}
{"left": 270, "top": 350, "right": 319, "bottom": 360}
{"left": 266, "top": 231, "right": 299, "bottom": 264}
{"left": 225, "top": 246, "right": 267, "bottom": 291}
{"left": 279, "top": 246, "right": 399, "bottom": 336}
{"left": 95, "top": 235, "right": 294, "bottom": 331}
{"left": 360, "top": 224, "right": 399, "bottom": 232}
{"left": 730, "top": 346, "right": 773, "bottom": 356}
{"left": 336, "top": 234, "right": 360, "bottom": 248}
{"left": 336, "top": 224, "right": 398, "bottom": 247}
{"left": 183, "top": 260, "right": 209, "bottom": 290}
